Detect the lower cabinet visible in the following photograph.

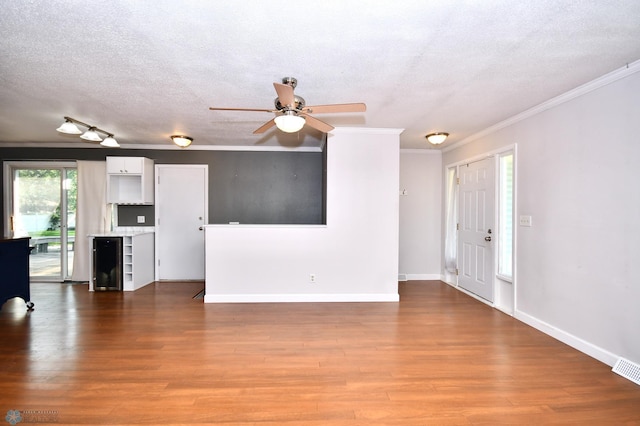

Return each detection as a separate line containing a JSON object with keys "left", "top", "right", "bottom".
{"left": 123, "top": 233, "right": 155, "bottom": 291}
{"left": 90, "top": 233, "right": 154, "bottom": 292}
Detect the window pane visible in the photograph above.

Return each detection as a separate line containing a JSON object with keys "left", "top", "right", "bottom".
{"left": 14, "top": 169, "right": 62, "bottom": 277}
{"left": 65, "top": 168, "right": 77, "bottom": 278}
{"left": 498, "top": 154, "right": 513, "bottom": 278}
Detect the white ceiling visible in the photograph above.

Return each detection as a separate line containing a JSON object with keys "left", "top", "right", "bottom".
{"left": 1, "top": 1, "right": 640, "bottom": 151}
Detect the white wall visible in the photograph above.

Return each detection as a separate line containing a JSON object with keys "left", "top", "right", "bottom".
{"left": 204, "top": 128, "right": 401, "bottom": 303}
{"left": 399, "top": 150, "right": 442, "bottom": 280}
{"left": 442, "top": 65, "right": 640, "bottom": 366}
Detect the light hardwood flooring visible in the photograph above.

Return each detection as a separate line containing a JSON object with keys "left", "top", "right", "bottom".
{"left": 1, "top": 281, "right": 639, "bottom": 425}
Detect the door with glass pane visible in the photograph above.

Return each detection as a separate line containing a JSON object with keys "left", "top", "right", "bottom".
{"left": 7, "top": 163, "right": 77, "bottom": 281}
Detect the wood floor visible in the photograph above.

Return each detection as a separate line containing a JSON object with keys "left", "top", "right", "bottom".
{"left": 1, "top": 281, "right": 639, "bottom": 425}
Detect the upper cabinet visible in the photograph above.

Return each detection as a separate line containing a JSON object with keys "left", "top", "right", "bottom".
{"left": 106, "top": 157, "right": 146, "bottom": 175}
{"left": 106, "top": 157, "right": 154, "bottom": 204}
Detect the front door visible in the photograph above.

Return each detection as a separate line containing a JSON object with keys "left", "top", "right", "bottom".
{"left": 458, "top": 157, "right": 495, "bottom": 302}
{"left": 155, "top": 165, "right": 208, "bottom": 281}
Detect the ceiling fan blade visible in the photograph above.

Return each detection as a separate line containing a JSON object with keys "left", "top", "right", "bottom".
{"left": 301, "top": 114, "right": 334, "bottom": 133}
{"left": 273, "top": 82, "right": 295, "bottom": 107}
{"left": 302, "top": 103, "right": 367, "bottom": 114}
{"left": 209, "top": 107, "right": 274, "bottom": 112}
{"left": 253, "top": 118, "right": 276, "bottom": 134}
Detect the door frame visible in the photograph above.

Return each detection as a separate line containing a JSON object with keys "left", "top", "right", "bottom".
{"left": 445, "top": 144, "right": 517, "bottom": 313}
{"left": 154, "top": 164, "right": 208, "bottom": 281}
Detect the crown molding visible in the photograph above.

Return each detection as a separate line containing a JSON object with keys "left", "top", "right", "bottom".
{"left": 0, "top": 142, "right": 322, "bottom": 152}
{"left": 124, "top": 144, "right": 322, "bottom": 152}
{"left": 443, "top": 60, "right": 640, "bottom": 153}
{"left": 330, "top": 127, "right": 404, "bottom": 136}
{"left": 400, "top": 148, "right": 442, "bottom": 155}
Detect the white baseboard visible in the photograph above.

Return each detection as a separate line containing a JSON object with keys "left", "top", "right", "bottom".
{"left": 514, "top": 309, "right": 619, "bottom": 367}
{"left": 446, "top": 283, "right": 620, "bottom": 367}
{"left": 402, "top": 274, "right": 444, "bottom": 281}
{"left": 204, "top": 293, "right": 400, "bottom": 303}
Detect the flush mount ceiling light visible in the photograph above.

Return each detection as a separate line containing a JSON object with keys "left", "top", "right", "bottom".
{"left": 274, "top": 111, "right": 306, "bottom": 133}
{"left": 56, "top": 116, "right": 120, "bottom": 148}
{"left": 171, "top": 135, "right": 193, "bottom": 148}
{"left": 425, "top": 132, "right": 449, "bottom": 145}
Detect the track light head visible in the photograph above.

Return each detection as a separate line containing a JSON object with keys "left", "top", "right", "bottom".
{"left": 80, "top": 127, "right": 103, "bottom": 142}
{"left": 56, "top": 118, "right": 82, "bottom": 135}
{"left": 100, "top": 135, "right": 120, "bottom": 148}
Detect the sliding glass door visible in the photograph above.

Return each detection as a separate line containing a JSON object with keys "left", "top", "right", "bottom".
{"left": 5, "top": 162, "right": 77, "bottom": 281}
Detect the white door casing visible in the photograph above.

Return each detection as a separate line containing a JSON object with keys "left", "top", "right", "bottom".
{"left": 155, "top": 165, "right": 208, "bottom": 281}
{"left": 458, "top": 157, "right": 495, "bottom": 302}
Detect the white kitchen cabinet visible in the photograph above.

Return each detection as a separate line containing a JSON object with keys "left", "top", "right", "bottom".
{"left": 106, "top": 156, "right": 154, "bottom": 204}
{"left": 107, "top": 157, "right": 145, "bottom": 174}
{"left": 123, "top": 233, "right": 155, "bottom": 291}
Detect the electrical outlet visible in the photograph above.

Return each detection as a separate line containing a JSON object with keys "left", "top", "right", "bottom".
{"left": 309, "top": 274, "right": 316, "bottom": 283}
{"left": 137, "top": 215, "right": 145, "bottom": 224}
{"left": 519, "top": 215, "right": 532, "bottom": 227}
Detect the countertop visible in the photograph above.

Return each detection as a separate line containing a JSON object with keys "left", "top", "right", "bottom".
{"left": 88, "top": 231, "right": 155, "bottom": 237}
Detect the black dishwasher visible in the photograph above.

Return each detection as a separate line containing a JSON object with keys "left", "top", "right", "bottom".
{"left": 93, "top": 237, "right": 123, "bottom": 291}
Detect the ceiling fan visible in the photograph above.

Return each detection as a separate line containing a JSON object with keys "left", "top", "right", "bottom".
{"left": 209, "top": 77, "right": 366, "bottom": 134}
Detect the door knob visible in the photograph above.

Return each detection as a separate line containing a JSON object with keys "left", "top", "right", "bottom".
{"left": 485, "top": 236, "right": 492, "bottom": 241}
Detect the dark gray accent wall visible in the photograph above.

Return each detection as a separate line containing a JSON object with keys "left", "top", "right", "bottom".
{"left": 117, "top": 205, "right": 155, "bottom": 226}
{"left": 209, "top": 151, "right": 324, "bottom": 224}
{"left": 1, "top": 147, "right": 326, "bottom": 235}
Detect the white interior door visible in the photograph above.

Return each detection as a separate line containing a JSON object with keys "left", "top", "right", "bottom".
{"left": 458, "top": 157, "right": 495, "bottom": 302}
{"left": 155, "top": 165, "right": 208, "bottom": 281}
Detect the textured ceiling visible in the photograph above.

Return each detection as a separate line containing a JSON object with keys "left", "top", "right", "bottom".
{"left": 1, "top": 1, "right": 640, "bottom": 150}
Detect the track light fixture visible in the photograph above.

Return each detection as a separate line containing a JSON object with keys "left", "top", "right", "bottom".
{"left": 56, "top": 116, "right": 120, "bottom": 148}
{"left": 171, "top": 135, "right": 193, "bottom": 148}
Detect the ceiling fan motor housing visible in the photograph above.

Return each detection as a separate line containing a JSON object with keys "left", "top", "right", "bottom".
{"left": 274, "top": 95, "right": 305, "bottom": 112}
{"left": 281, "top": 76, "right": 297, "bottom": 88}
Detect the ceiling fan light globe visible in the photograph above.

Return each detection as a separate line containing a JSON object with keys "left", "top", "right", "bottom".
{"left": 80, "top": 127, "right": 103, "bottom": 142}
{"left": 274, "top": 113, "right": 305, "bottom": 133}
{"left": 56, "top": 120, "right": 82, "bottom": 135}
